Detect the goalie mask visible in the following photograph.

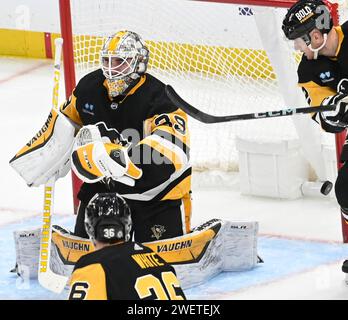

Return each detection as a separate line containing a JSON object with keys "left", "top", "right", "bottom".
{"left": 100, "top": 30, "right": 149, "bottom": 97}
{"left": 282, "top": 0, "right": 333, "bottom": 59}
{"left": 85, "top": 193, "right": 132, "bottom": 243}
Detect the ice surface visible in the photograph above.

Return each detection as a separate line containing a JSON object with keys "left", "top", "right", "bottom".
{"left": 1, "top": 57, "right": 347, "bottom": 300}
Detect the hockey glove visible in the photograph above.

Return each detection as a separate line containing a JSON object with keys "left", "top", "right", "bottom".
{"left": 71, "top": 123, "right": 142, "bottom": 184}
{"left": 319, "top": 92, "right": 348, "bottom": 131}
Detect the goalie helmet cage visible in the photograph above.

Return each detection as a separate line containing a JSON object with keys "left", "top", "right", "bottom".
{"left": 59, "top": 0, "right": 345, "bottom": 205}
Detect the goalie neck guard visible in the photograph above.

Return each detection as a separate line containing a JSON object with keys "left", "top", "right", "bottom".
{"left": 85, "top": 193, "right": 132, "bottom": 243}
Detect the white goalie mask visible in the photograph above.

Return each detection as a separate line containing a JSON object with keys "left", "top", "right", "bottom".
{"left": 100, "top": 31, "right": 149, "bottom": 97}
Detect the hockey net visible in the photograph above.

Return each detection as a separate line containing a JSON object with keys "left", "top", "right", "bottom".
{"left": 59, "top": 0, "right": 346, "bottom": 197}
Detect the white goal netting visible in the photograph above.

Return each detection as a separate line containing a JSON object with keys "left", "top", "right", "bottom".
{"left": 66, "top": 0, "right": 345, "bottom": 185}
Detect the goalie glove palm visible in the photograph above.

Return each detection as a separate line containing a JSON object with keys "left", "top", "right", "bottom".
{"left": 71, "top": 124, "right": 142, "bottom": 184}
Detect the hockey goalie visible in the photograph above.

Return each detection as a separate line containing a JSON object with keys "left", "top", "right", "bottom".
{"left": 9, "top": 30, "right": 261, "bottom": 293}
{"left": 9, "top": 118, "right": 261, "bottom": 291}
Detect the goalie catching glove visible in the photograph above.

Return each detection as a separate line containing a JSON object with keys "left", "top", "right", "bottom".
{"left": 71, "top": 122, "right": 142, "bottom": 185}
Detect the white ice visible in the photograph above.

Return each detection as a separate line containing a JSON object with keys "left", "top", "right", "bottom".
{"left": 1, "top": 56, "right": 347, "bottom": 300}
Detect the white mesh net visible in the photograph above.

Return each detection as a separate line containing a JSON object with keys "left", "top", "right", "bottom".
{"left": 67, "top": 0, "right": 342, "bottom": 184}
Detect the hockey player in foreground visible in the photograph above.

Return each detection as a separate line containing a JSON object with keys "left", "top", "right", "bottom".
{"left": 282, "top": 0, "right": 348, "bottom": 278}
{"left": 69, "top": 193, "right": 186, "bottom": 300}
{"left": 9, "top": 31, "right": 260, "bottom": 292}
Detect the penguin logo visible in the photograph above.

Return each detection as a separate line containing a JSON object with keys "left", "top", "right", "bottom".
{"left": 110, "top": 102, "right": 118, "bottom": 110}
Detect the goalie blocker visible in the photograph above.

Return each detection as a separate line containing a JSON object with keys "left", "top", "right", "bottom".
{"left": 9, "top": 108, "right": 76, "bottom": 187}
{"left": 12, "top": 219, "right": 260, "bottom": 289}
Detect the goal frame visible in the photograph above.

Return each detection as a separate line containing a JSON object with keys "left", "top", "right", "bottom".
{"left": 58, "top": 0, "right": 347, "bottom": 239}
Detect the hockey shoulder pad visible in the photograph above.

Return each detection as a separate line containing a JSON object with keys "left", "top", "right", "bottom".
{"left": 9, "top": 109, "right": 76, "bottom": 186}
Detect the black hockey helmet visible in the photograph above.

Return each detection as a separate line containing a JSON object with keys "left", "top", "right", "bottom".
{"left": 282, "top": 0, "right": 333, "bottom": 43}
{"left": 85, "top": 193, "right": 132, "bottom": 243}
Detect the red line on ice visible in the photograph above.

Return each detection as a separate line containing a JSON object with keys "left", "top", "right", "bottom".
{"left": 0, "top": 62, "right": 49, "bottom": 85}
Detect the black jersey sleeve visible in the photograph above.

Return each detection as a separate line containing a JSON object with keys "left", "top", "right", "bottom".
{"left": 131, "top": 88, "right": 190, "bottom": 190}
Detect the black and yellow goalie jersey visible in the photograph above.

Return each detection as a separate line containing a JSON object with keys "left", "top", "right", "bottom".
{"left": 68, "top": 242, "right": 186, "bottom": 300}
{"left": 60, "top": 70, "right": 191, "bottom": 204}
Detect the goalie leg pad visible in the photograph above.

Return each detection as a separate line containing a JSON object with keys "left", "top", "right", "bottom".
{"left": 50, "top": 225, "right": 95, "bottom": 277}
{"left": 12, "top": 228, "right": 41, "bottom": 279}
{"left": 144, "top": 219, "right": 260, "bottom": 289}
{"left": 12, "top": 225, "right": 95, "bottom": 281}
{"left": 222, "top": 220, "right": 259, "bottom": 271}
{"left": 13, "top": 220, "right": 258, "bottom": 289}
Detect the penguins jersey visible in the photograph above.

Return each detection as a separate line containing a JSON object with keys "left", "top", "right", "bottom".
{"left": 68, "top": 242, "right": 186, "bottom": 300}
{"left": 297, "top": 21, "right": 348, "bottom": 161}
{"left": 60, "top": 70, "right": 191, "bottom": 203}
{"left": 297, "top": 21, "right": 348, "bottom": 120}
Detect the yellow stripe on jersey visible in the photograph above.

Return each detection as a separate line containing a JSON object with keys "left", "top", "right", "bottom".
{"left": 298, "top": 81, "right": 336, "bottom": 107}
{"left": 60, "top": 92, "right": 83, "bottom": 126}
{"left": 142, "top": 110, "right": 190, "bottom": 170}
{"left": 157, "top": 110, "right": 189, "bottom": 141}
{"left": 12, "top": 108, "right": 59, "bottom": 160}
{"left": 153, "top": 126, "right": 190, "bottom": 151}
{"left": 182, "top": 192, "right": 192, "bottom": 234}
{"left": 144, "top": 110, "right": 190, "bottom": 147}
{"left": 69, "top": 264, "right": 107, "bottom": 300}
{"left": 161, "top": 189, "right": 192, "bottom": 233}
{"left": 140, "top": 138, "right": 184, "bottom": 171}
{"left": 143, "top": 114, "right": 156, "bottom": 136}
{"left": 128, "top": 75, "right": 146, "bottom": 95}
{"left": 162, "top": 187, "right": 192, "bottom": 233}
{"left": 161, "top": 176, "right": 191, "bottom": 201}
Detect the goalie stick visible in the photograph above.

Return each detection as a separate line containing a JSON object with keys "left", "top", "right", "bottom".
{"left": 165, "top": 85, "right": 337, "bottom": 124}
{"left": 38, "top": 38, "right": 69, "bottom": 293}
